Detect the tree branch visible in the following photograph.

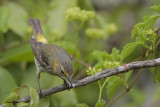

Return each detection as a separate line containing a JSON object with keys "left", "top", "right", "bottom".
{"left": 4, "top": 58, "right": 160, "bottom": 104}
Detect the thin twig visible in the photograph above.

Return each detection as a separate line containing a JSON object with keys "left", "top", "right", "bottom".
{"left": 71, "top": 55, "right": 92, "bottom": 68}
{"left": 106, "top": 89, "right": 127, "bottom": 107}
{"left": 15, "top": 86, "right": 25, "bottom": 101}
{"left": 106, "top": 68, "right": 143, "bottom": 107}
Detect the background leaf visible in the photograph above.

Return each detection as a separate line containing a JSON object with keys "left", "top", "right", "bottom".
{"left": 144, "top": 15, "right": 160, "bottom": 30}
{"left": 106, "top": 76, "right": 123, "bottom": 100}
{"left": 76, "top": 103, "right": 89, "bottom": 107}
{"left": 3, "top": 87, "right": 20, "bottom": 106}
{"left": 0, "top": 44, "right": 33, "bottom": 64}
{"left": 0, "top": 67, "right": 17, "bottom": 104}
{"left": 7, "top": 2, "right": 28, "bottom": 37}
{"left": 151, "top": 5, "right": 160, "bottom": 13}
{"left": 121, "top": 42, "right": 143, "bottom": 60}
{"left": 39, "top": 97, "right": 50, "bottom": 107}
{"left": 0, "top": 6, "right": 9, "bottom": 33}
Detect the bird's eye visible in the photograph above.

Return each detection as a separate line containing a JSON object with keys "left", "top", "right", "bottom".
{"left": 60, "top": 70, "right": 64, "bottom": 74}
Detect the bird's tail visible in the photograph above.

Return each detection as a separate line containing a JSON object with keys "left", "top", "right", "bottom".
{"left": 29, "top": 18, "right": 48, "bottom": 43}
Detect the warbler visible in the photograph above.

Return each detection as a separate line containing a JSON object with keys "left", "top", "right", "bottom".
{"left": 29, "top": 18, "right": 74, "bottom": 97}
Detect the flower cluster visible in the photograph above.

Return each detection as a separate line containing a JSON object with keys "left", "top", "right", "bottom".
{"left": 86, "top": 61, "right": 120, "bottom": 76}
{"left": 86, "top": 67, "right": 102, "bottom": 76}
{"left": 104, "top": 61, "right": 120, "bottom": 69}
{"left": 85, "top": 28, "right": 105, "bottom": 39}
{"left": 65, "top": 7, "right": 95, "bottom": 22}
{"left": 106, "top": 23, "right": 118, "bottom": 35}
{"left": 146, "top": 29, "right": 154, "bottom": 35}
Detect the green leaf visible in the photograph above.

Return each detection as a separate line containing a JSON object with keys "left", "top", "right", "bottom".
{"left": 27, "top": 85, "right": 39, "bottom": 107}
{"left": 106, "top": 76, "right": 123, "bottom": 100}
{"left": 151, "top": 66, "right": 160, "bottom": 83}
{"left": 131, "top": 15, "right": 160, "bottom": 39}
{"left": 17, "top": 102, "right": 28, "bottom": 107}
{"left": 7, "top": 2, "right": 28, "bottom": 37}
{"left": 39, "top": 97, "right": 50, "bottom": 107}
{"left": 131, "top": 22, "right": 145, "bottom": 39}
{"left": 0, "top": 6, "right": 9, "bottom": 33}
{"left": 126, "top": 70, "right": 133, "bottom": 81}
{"left": 136, "top": 28, "right": 147, "bottom": 43}
{"left": 151, "top": 35, "right": 160, "bottom": 82}
{"left": 0, "top": 67, "right": 17, "bottom": 104}
{"left": 76, "top": 103, "right": 89, "bottom": 107}
{"left": 151, "top": 5, "right": 160, "bottom": 13}
{"left": 91, "top": 50, "right": 110, "bottom": 61}
{"left": 121, "top": 42, "right": 143, "bottom": 60}
{"left": 94, "top": 61, "right": 105, "bottom": 69}
{"left": 0, "top": 44, "right": 33, "bottom": 64}
{"left": 111, "top": 48, "right": 121, "bottom": 61}
{"left": 3, "top": 87, "right": 20, "bottom": 106}
{"left": 4, "top": 84, "right": 39, "bottom": 107}
{"left": 95, "top": 99, "right": 105, "bottom": 107}
{"left": 144, "top": 15, "right": 160, "bottom": 30}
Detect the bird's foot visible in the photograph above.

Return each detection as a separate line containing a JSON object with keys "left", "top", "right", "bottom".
{"left": 63, "top": 80, "right": 72, "bottom": 90}
{"left": 38, "top": 88, "right": 44, "bottom": 98}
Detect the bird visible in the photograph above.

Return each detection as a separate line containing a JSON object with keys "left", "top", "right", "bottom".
{"left": 28, "top": 18, "right": 74, "bottom": 97}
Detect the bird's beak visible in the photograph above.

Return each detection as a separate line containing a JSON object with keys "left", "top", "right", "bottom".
{"left": 68, "top": 77, "right": 73, "bottom": 87}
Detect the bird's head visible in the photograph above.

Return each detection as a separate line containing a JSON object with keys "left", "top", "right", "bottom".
{"left": 50, "top": 54, "right": 74, "bottom": 86}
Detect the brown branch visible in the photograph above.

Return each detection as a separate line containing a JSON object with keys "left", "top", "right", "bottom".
{"left": 2, "top": 58, "right": 160, "bottom": 105}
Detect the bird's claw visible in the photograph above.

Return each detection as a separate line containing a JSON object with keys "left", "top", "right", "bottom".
{"left": 38, "top": 88, "right": 44, "bottom": 98}
{"left": 63, "top": 80, "right": 72, "bottom": 90}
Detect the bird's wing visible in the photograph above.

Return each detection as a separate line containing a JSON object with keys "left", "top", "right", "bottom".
{"left": 42, "top": 44, "right": 70, "bottom": 58}
{"left": 30, "top": 38, "right": 49, "bottom": 68}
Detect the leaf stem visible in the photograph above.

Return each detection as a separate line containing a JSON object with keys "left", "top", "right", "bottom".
{"left": 98, "top": 81, "right": 102, "bottom": 102}
{"left": 98, "top": 79, "right": 108, "bottom": 102}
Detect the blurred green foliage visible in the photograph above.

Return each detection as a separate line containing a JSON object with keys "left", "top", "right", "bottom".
{"left": 1, "top": 0, "right": 160, "bottom": 107}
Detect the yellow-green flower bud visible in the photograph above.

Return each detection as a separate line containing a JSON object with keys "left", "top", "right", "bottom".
{"left": 86, "top": 67, "right": 102, "bottom": 76}
{"left": 86, "top": 61, "right": 120, "bottom": 76}
{"left": 106, "top": 23, "right": 118, "bottom": 35}
{"left": 65, "top": 7, "right": 95, "bottom": 22}
{"left": 146, "top": 29, "right": 154, "bottom": 35}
